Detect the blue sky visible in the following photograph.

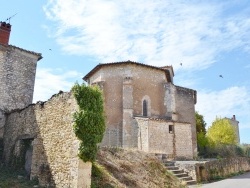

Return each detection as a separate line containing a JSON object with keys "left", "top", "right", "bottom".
{"left": 1, "top": 0, "right": 250, "bottom": 143}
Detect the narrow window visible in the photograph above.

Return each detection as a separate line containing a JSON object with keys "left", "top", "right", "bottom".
{"left": 169, "top": 125, "right": 173, "bottom": 133}
{"left": 143, "top": 100, "right": 147, "bottom": 117}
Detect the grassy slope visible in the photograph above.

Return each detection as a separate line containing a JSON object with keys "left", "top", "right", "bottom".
{"left": 92, "top": 148, "right": 187, "bottom": 188}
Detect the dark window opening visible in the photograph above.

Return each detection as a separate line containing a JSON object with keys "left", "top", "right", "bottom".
{"left": 169, "top": 125, "right": 173, "bottom": 133}
{"left": 143, "top": 100, "right": 147, "bottom": 117}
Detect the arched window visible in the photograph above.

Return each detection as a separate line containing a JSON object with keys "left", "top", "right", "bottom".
{"left": 143, "top": 100, "right": 148, "bottom": 117}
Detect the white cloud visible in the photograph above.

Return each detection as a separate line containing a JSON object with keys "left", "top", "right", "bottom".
{"left": 196, "top": 86, "right": 250, "bottom": 129}
{"left": 43, "top": 0, "right": 250, "bottom": 71}
{"left": 33, "top": 68, "right": 81, "bottom": 102}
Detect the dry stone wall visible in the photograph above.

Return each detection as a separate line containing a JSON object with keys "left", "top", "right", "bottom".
{"left": 196, "top": 157, "right": 250, "bottom": 182}
{"left": 3, "top": 92, "right": 91, "bottom": 187}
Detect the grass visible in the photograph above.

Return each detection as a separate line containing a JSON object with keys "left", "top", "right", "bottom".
{"left": 92, "top": 147, "right": 187, "bottom": 188}
{"left": 0, "top": 165, "right": 38, "bottom": 188}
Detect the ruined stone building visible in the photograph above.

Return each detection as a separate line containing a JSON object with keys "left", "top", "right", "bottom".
{"left": 0, "top": 21, "right": 197, "bottom": 187}
{"left": 0, "top": 22, "right": 90, "bottom": 187}
{"left": 83, "top": 61, "right": 197, "bottom": 158}
{"left": 0, "top": 21, "right": 42, "bottom": 137}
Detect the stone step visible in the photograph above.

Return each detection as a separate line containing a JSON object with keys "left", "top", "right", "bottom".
{"left": 175, "top": 172, "right": 189, "bottom": 178}
{"left": 166, "top": 166, "right": 179, "bottom": 170}
{"left": 179, "top": 176, "right": 192, "bottom": 181}
{"left": 161, "top": 159, "right": 196, "bottom": 186}
{"left": 170, "top": 169, "right": 184, "bottom": 174}
{"left": 185, "top": 180, "right": 197, "bottom": 185}
{"left": 164, "top": 162, "right": 175, "bottom": 166}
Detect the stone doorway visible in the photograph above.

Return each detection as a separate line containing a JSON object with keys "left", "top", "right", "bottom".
{"left": 22, "top": 138, "right": 33, "bottom": 178}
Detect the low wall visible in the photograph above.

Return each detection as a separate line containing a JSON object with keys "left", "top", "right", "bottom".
{"left": 3, "top": 92, "right": 91, "bottom": 187}
{"left": 196, "top": 157, "right": 250, "bottom": 182}
{"left": 175, "top": 157, "right": 250, "bottom": 182}
{"left": 175, "top": 161, "right": 198, "bottom": 181}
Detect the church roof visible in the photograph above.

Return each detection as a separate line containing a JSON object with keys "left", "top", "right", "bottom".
{"left": 83, "top": 60, "right": 172, "bottom": 82}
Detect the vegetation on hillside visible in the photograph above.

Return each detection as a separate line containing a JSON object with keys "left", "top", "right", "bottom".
{"left": 72, "top": 83, "right": 105, "bottom": 162}
{"left": 91, "top": 147, "right": 187, "bottom": 188}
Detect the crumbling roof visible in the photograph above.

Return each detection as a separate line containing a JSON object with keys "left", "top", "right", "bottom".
{"left": 8, "top": 45, "right": 42, "bottom": 61}
{"left": 83, "top": 60, "right": 172, "bottom": 82}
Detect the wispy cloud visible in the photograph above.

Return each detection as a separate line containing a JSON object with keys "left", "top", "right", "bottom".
{"left": 33, "top": 68, "right": 81, "bottom": 102}
{"left": 43, "top": 0, "right": 250, "bottom": 71}
{"left": 196, "top": 86, "right": 250, "bottom": 128}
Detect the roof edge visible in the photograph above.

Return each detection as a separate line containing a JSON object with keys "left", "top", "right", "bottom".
{"left": 83, "top": 60, "right": 172, "bottom": 82}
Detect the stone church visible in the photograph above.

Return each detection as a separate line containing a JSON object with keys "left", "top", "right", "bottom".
{"left": 83, "top": 61, "right": 197, "bottom": 158}
{"left": 0, "top": 22, "right": 197, "bottom": 186}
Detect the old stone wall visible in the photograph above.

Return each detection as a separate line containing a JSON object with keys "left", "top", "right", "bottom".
{"left": 175, "top": 123, "right": 193, "bottom": 158}
{"left": 134, "top": 118, "right": 193, "bottom": 158}
{"left": 148, "top": 119, "right": 174, "bottom": 154}
{"left": 89, "top": 64, "right": 169, "bottom": 148}
{"left": 175, "top": 158, "right": 250, "bottom": 182}
{"left": 3, "top": 92, "right": 91, "bottom": 187}
{"left": 175, "top": 86, "right": 197, "bottom": 157}
{"left": 0, "top": 45, "right": 39, "bottom": 111}
{"left": 87, "top": 63, "right": 197, "bottom": 158}
{"left": 0, "top": 109, "right": 6, "bottom": 138}
{"left": 196, "top": 157, "right": 250, "bottom": 182}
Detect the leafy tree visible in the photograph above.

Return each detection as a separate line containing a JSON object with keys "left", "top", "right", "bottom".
{"left": 207, "top": 117, "right": 237, "bottom": 146}
{"left": 195, "top": 111, "right": 206, "bottom": 134}
{"left": 72, "top": 83, "right": 105, "bottom": 162}
{"left": 195, "top": 112, "right": 208, "bottom": 156}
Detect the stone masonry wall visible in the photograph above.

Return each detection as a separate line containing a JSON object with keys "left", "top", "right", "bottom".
{"left": 175, "top": 157, "right": 250, "bottom": 182}
{"left": 196, "top": 157, "right": 250, "bottom": 182}
{"left": 3, "top": 92, "right": 91, "bottom": 187}
{"left": 89, "top": 64, "right": 168, "bottom": 148}
{"left": 174, "top": 123, "right": 193, "bottom": 159}
{"left": 175, "top": 86, "right": 197, "bottom": 157}
{"left": 87, "top": 63, "right": 197, "bottom": 158}
{"left": 0, "top": 45, "right": 39, "bottom": 111}
{"left": 148, "top": 119, "right": 174, "bottom": 155}
{"left": 0, "top": 109, "right": 6, "bottom": 138}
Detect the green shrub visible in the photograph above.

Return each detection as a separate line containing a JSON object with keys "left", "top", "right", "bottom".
{"left": 72, "top": 83, "right": 105, "bottom": 162}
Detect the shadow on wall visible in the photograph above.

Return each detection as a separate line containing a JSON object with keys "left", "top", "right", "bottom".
{"left": 3, "top": 92, "right": 86, "bottom": 187}
{"left": 3, "top": 105, "right": 55, "bottom": 186}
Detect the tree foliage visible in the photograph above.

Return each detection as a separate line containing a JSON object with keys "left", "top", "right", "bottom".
{"left": 195, "top": 111, "right": 208, "bottom": 156}
{"left": 72, "top": 83, "right": 105, "bottom": 162}
{"left": 195, "top": 111, "right": 206, "bottom": 134}
{"left": 207, "top": 117, "right": 237, "bottom": 146}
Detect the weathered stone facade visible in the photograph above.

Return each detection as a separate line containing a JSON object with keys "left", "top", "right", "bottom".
{"left": 0, "top": 109, "right": 5, "bottom": 138}
{"left": 84, "top": 61, "right": 197, "bottom": 158}
{"left": 3, "top": 92, "right": 91, "bottom": 187}
{"left": 1, "top": 22, "right": 91, "bottom": 187}
{"left": 0, "top": 45, "right": 42, "bottom": 112}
